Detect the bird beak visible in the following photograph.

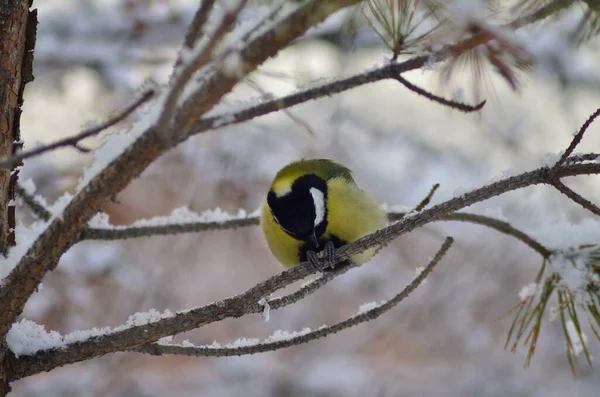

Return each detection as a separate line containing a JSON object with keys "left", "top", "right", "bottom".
{"left": 308, "top": 231, "right": 319, "bottom": 248}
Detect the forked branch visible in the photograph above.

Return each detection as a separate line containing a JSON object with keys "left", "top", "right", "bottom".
{"left": 132, "top": 237, "right": 454, "bottom": 358}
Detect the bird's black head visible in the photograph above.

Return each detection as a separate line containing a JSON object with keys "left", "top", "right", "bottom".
{"left": 267, "top": 174, "right": 328, "bottom": 248}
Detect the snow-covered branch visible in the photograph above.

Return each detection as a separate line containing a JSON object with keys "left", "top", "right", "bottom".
{"left": 132, "top": 237, "right": 453, "bottom": 358}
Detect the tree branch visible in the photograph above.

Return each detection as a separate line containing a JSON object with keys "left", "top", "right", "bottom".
{"left": 131, "top": 237, "right": 454, "bottom": 358}
{"left": 336, "top": 163, "right": 600, "bottom": 261}
{"left": 393, "top": 75, "right": 486, "bottom": 113}
{"left": 79, "top": 208, "right": 552, "bottom": 259}
{"left": 552, "top": 180, "right": 600, "bottom": 217}
{"left": 154, "top": 0, "right": 249, "bottom": 138}
{"left": 550, "top": 107, "right": 600, "bottom": 175}
{"left": 0, "top": 89, "right": 155, "bottom": 169}
{"left": 182, "top": 0, "right": 217, "bottom": 49}
{"left": 81, "top": 217, "right": 258, "bottom": 240}
{"left": 414, "top": 183, "right": 440, "bottom": 212}
{"left": 8, "top": 162, "right": 600, "bottom": 381}
{"left": 15, "top": 184, "right": 50, "bottom": 221}
{"left": 190, "top": 55, "right": 432, "bottom": 135}
{"left": 439, "top": 213, "right": 552, "bottom": 258}
{"left": 0, "top": 0, "right": 364, "bottom": 342}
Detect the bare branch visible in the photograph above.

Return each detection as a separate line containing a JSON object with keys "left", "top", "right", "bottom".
{"left": 0, "top": 89, "right": 156, "bottom": 169}
{"left": 183, "top": 0, "right": 217, "bottom": 49}
{"left": 336, "top": 163, "right": 600, "bottom": 261}
{"left": 15, "top": 184, "right": 50, "bottom": 221}
{"left": 155, "top": 0, "right": 250, "bottom": 138}
{"left": 8, "top": 162, "right": 600, "bottom": 381}
{"left": 550, "top": 107, "right": 600, "bottom": 175}
{"left": 552, "top": 180, "right": 600, "bottom": 217}
{"left": 394, "top": 75, "right": 486, "bottom": 113}
{"left": 440, "top": 213, "right": 552, "bottom": 258}
{"left": 190, "top": 56, "right": 431, "bottom": 134}
{"left": 565, "top": 153, "right": 600, "bottom": 165}
{"left": 131, "top": 237, "right": 453, "bottom": 358}
{"left": 81, "top": 217, "right": 258, "bottom": 241}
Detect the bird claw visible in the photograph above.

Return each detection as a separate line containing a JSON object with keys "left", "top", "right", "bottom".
{"left": 307, "top": 241, "right": 337, "bottom": 272}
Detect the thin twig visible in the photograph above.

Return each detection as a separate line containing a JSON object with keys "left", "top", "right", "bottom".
{"left": 550, "top": 107, "right": 600, "bottom": 175}
{"left": 190, "top": 55, "right": 429, "bottom": 134}
{"left": 552, "top": 180, "right": 600, "bottom": 217}
{"left": 183, "top": 0, "right": 217, "bottom": 49}
{"left": 0, "top": 89, "right": 155, "bottom": 169}
{"left": 80, "top": 217, "right": 258, "bottom": 240}
{"left": 565, "top": 153, "right": 600, "bottom": 165}
{"left": 441, "top": 213, "right": 552, "bottom": 258}
{"left": 394, "top": 75, "right": 486, "bottom": 113}
{"left": 131, "top": 237, "right": 453, "bottom": 358}
{"left": 172, "top": 0, "right": 218, "bottom": 73}
{"left": 15, "top": 185, "right": 51, "bottom": 221}
{"left": 414, "top": 183, "right": 440, "bottom": 212}
{"left": 155, "top": 0, "right": 249, "bottom": 139}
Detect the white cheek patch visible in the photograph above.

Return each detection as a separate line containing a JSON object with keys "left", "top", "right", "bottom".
{"left": 309, "top": 187, "right": 326, "bottom": 228}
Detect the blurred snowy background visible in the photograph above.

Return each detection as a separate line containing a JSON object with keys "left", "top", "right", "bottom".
{"left": 11, "top": 0, "right": 600, "bottom": 396}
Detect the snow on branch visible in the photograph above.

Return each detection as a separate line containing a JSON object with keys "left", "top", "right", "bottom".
{"left": 12, "top": 181, "right": 555, "bottom": 258}
{"left": 130, "top": 237, "right": 453, "bottom": 358}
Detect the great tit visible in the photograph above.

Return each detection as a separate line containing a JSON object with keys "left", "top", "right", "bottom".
{"left": 260, "top": 159, "right": 387, "bottom": 271}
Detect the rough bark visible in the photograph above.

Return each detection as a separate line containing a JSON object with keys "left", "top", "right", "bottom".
{"left": 0, "top": 0, "right": 36, "bottom": 394}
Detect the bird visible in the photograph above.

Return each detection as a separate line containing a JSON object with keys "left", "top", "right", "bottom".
{"left": 260, "top": 159, "right": 387, "bottom": 271}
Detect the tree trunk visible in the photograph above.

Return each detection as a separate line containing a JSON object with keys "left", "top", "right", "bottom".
{"left": 0, "top": 0, "right": 36, "bottom": 394}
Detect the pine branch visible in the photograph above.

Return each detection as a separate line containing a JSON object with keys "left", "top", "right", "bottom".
{"left": 81, "top": 217, "right": 258, "bottom": 240}
{"left": 15, "top": 177, "right": 550, "bottom": 259}
{"left": 80, "top": 208, "right": 552, "bottom": 258}
{"left": 131, "top": 237, "right": 453, "bottom": 358}
{"left": 8, "top": 162, "right": 600, "bottom": 381}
